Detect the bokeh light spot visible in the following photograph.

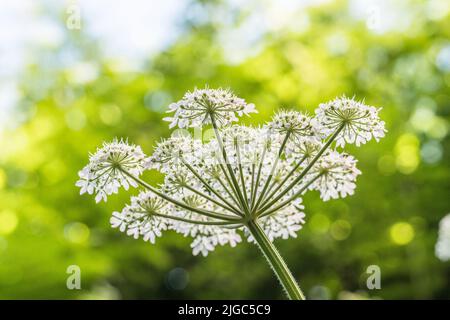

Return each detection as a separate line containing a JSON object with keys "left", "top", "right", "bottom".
{"left": 144, "top": 91, "right": 172, "bottom": 113}
{"left": 0, "top": 169, "right": 7, "bottom": 189}
{"left": 65, "top": 108, "right": 86, "bottom": 131}
{"left": 410, "top": 108, "right": 435, "bottom": 132}
{"left": 309, "top": 213, "right": 330, "bottom": 234}
{"left": 428, "top": 118, "right": 448, "bottom": 139}
{"left": 390, "top": 222, "right": 414, "bottom": 245}
{"left": 100, "top": 104, "right": 122, "bottom": 125}
{"left": 326, "top": 33, "right": 349, "bottom": 55}
{"left": 166, "top": 267, "right": 189, "bottom": 290}
{"left": 0, "top": 236, "right": 7, "bottom": 253}
{"left": 395, "top": 134, "right": 420, "bottom": 174}
{"left": 0, "top": 210, "right": 19, "bottom": 235}
{"left": 421, "top": 140, "right": 443, "bottom": 164}
{"left": 66, "top": 62, "right": 99, "bottom": 84}
{"left": 64, "top": 222, "right": 90, "bottom": 244}
{"left": 330, "top": 220, "right": 352, "bottom": 241}
{"left": 435, "top": 44, "right": 450, "bottom": 72}
{"left": 309, "top": 285, "right": 331, "bottom": 300}
{"left": 377, "top": 154, "right": 396, "bottom": 176}
{"left": 42, "top": 159, "right": 67, "bottom": 184}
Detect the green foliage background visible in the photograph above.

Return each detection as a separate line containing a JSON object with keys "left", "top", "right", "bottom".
{"left": 0, "top": 0, "right": 449, "bottom": 299}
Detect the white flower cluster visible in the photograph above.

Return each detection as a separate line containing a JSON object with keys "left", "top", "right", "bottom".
{"left": 435, "top": 213, "right": 450, "bottom": 261}
{"left": 76, "top": 139, "right": 147, "bottom": 203}
{"left": 268, "top": 109, "right": 317, "bottom": 140}
{"left": 163, "top": 88, "right": 257, "bottom": 128}
{"left": 110, "top": 192, "right": 170, "bottom": 243}
{"left": 308, "top": 150, "right": 361, "bottom": 201}
{"left": 315, "top": 96, "right": 386, "bottom": 147}
{"left": 77, "top": 88, "right": 385, "bottom": 257}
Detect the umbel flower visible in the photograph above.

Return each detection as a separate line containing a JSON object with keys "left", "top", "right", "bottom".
{"left": 163, "top": 87, "right": 257, "bottom": 128}
{"left": 76, "top": 139, "right": 146, "bottom": 203}
{"left": 315, "top": 96, "right": 386, "bottom": 147}
{"left": 77, "top": 87, "right": 386, "bottom": 300}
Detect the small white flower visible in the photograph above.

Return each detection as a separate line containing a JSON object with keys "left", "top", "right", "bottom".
{"left": 285, "top": 138, "right": 322, "bottom": 163}
{"left": 250, "top": 199, "right": 306, "bottom": 242}
{"left": 163, "top": 88, "right": 257, "bottom": 128}
{"left": 436, "top": 213, "right": 450, "bottom": 261}
{"left": 147, "top": 135, "right": 203, "bottom": 173}
{"left": 268, "top": 110, "right": 316, "bottom": 140}
{"left": 165, "top": 193, "right": 242, "bottom": 256}
{"left": 111, "top": 191, "right": 170, "bottom": 243}
{"left": 76, "top": 139, "right": 147, "bottom": 202}
{"left": 308, "top": 150, "right": 361, "bottom": 201}
{"left": 191, "top": 236, "right": 215, "bottom": 257}
{"left": 314, "top": 96, "right": 386, "bottom": 147}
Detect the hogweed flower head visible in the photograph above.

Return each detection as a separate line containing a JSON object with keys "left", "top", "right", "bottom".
{"left": 76, "top": 139, "right": 147, "bottom": 203}
{"left": 163, "top": 87, "right": 257, "bottom": 128}
{"left": 308, "top": 150, "right": 361, "bottom": 201}
{"left": 110, "top": 192, "right": 170, "bottom": 243}
{"left": 268, "top": 109, "right": 317, "bottom": 140}
{"left": 77, "top": 87, "right": 386, "bottom": 299}
{"left": 315, "top": 96, "right": 386, "bottom": 147}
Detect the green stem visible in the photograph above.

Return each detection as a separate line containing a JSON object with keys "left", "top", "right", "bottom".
{"left": 152, "top": 212, "right": 242, "bottom": 226}
{"left": 251, "top": 144, "right": 267, "bottom": 210}
{"left": 182, "top": 184, "right": 240, "bottom": 216}
{"left": 253, "top": 131, "right": 291, "bottom": 213}
{"left": 131, "top": 211, "right": 243, "bottom": 226}
{"left": 120, "top": 168, "right": 239, "bottom": 222}
{"left": 213, "top": 172, "right": 244, "bottom": 212}
{"left": 257, "top": 124, "right": 344, "bottom": 214}
{"left": 181, "top": 160, "right": 242, "bottom": 216}
{"left": 210, "top": 113, "right": 250, "bottom": 214}
{"left": 235, "top": 141, "right": 250, "bottom": 204}
{"left": 259, "top": 155, "right": 307, "bottom": 210}
{"left": 219, "top": 162, "right": 247, "bottom": 213}
{"left": 257, "top": 172, "right": 322, "bottom": 218}
{"left": 250, "top": 163, "right": 256, "bottom": 205}
{"left": 247, "top": 220, "right": 305, "bottom": 300}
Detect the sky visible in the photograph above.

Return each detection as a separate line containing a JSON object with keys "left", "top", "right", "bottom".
{"left": 0, "top": 0, "right": 189, "bottom": 130}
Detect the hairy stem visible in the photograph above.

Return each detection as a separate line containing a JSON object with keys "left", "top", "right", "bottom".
{"left": 247, "top": 220, "right": 305, "bottom": 300}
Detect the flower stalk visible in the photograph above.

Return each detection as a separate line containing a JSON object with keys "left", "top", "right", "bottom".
{"left": 247, "top": 220, "right": 305, "bottom": 300}
{"left": 257, "top": 123, "right": 346, "bottom": 214}
{"left": 121, "top": 168, "right": 241, "bottom": 222}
